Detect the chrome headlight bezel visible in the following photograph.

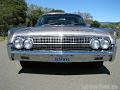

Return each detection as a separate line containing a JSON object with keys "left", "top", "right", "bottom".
{"left": 100, "top": 39, "right": 110, "bottom": 50}
{"left": 14, "top": 37, "right": 24, "bottom": 49}
{"left": 24, "top": 38, "right": 33, "bottom": 49}
{"left": 90, "top": 39, "right": 100, "bottom": 50}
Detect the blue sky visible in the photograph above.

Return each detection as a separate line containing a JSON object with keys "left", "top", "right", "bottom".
{"left": 26, "top": 0, "right": 120, "bottom": 22}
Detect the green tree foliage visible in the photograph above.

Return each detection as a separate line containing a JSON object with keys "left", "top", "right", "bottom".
{"left": 90, "top": 20, "right": 101, "bottom": 28}
{"left": 101, "top": 22, "right": 120, "bottom": 38}
{"left": 26, "top": 4, "right": 65, "bottom": 26}
{"left": 101, "top": 23, "right": 120, "bottom": 29}
{"left": 0, "top": 0, "right": 65, "bottom": 33}
{"left": 27, "top": 4, "right": 44, "bottom": 26}
{"left": 0, "top": 0, "right": 27, "bottom": 35}
{"left": 75, "top": 11, "right": 93, "bottom": 24}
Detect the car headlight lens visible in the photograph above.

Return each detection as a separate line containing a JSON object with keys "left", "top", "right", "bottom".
{"left": 101, "top": 39, "right": 110, "bottom": 49}
{"left": 14, "top": 37, "right": 24, "bottom": 49}
{"left": 24, "top": 38, "right": 33, "bottom": 49}
{"left": 91, "top": 39, "right": 100, "bottom": 49}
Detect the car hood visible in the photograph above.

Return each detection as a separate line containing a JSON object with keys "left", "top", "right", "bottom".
{"left": 13, "top": 26, "right": 111, "bottom": 37}
{"left": 10, "top": 26, "right": 115, "bottom": 44}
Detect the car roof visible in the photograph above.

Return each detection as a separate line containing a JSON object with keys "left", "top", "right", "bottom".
{"left": 43, "top": 13, "right": 81, "bottom": 17}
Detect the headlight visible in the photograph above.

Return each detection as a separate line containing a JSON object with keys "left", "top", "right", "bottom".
{"left": 100, "top": 39, "right": 110, "bottom": 49}
{"left": 14, "top": 37, "right": 24, "bottom": 49}
{"left": 91, "top": 39, "right": 100, "bottom": 49}
{"left": 24, "top": 38, "right": 33, "bottom": 49}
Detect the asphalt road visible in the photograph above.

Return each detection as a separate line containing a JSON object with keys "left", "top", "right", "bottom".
{"left": 0, "top": 40, "right": 120, "bottom": 90}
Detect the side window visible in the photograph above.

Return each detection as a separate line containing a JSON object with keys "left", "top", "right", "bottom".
{"left": 35, "top": 17, "right": 44, "bottom": 26}
{"left": 40, "top": 17, "right": 44, "bottom": 25}
{"left": 79, "top": 16, "right": 86, "bottom": 25}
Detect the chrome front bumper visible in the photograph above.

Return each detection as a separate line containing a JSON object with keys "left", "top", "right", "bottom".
{"left": 7, "top": 43, "right": 116, "bottom": 62}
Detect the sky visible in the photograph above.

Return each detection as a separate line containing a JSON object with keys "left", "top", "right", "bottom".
{"left": 26, "top": 0, "right": 120, "bottom": 22}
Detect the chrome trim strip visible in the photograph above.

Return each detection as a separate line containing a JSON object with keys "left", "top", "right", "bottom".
{"left": 33, "top": 43, "right": 90, "bottom": 45}
{"left": 11, "top": 50, "right": 113, "bottom": 55}
{"left": 13, "top": 59, "right": 109, "bottom": 62}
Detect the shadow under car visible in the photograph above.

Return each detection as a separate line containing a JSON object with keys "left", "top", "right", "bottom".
{"left": 18, "top": 62, "right": 110, "bottom": 75}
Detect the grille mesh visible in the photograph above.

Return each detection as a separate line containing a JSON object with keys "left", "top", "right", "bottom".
{"left": 32, "top": 36, "right": 92, "bottom": 50}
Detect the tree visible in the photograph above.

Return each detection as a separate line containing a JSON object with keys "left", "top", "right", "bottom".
{"left": 75, "top": 11, "right": 93, "bottom": 24}
{"left": 0, "top": 0, "right": 27, "bottom": 35}
{"left": 90, "top": 20, "right": 101, "bottom": 28}
{"left": 27, "top": 4, "right": 44, "bottom": 26}
{"left": 27, "top": 4, "right": 65, "bottom": 26}
{"left": 100, "top": 22, "right": 120, "bottom": 38}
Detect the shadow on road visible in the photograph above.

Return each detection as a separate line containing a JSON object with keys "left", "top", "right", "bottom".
{"left": 18, "top": 63, "right": 110, "bottom": 75}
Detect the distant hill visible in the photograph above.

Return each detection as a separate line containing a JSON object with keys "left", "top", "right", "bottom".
{"left": 100, "top": 22, "right": 120, "bottom": 25}
{"left": 100, "top": 22, "right": 113, "bottom": 25}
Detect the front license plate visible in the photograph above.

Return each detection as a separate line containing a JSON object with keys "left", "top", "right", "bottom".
{"left": 54, "top": 55, "right": 72, "bottom": 63}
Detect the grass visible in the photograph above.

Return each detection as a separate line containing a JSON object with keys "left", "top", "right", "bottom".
{"left": 0, "top": 36, "right": 7, "bottom": 41}
{"left": 117, "top": 30, "right": 120, "bottom": 39}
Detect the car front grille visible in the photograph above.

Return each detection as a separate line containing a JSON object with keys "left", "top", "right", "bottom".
{"left": 32, "top": 35, "right": 92, "bottom": 50}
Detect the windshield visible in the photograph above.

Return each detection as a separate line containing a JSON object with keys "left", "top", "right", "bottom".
{"left": 36, "top": 14, "right": 86, "bottom": 26}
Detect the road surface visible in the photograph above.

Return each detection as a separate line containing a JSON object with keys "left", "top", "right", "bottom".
{"left": 0, "top": 40, "right": 120, "bottom": 90}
